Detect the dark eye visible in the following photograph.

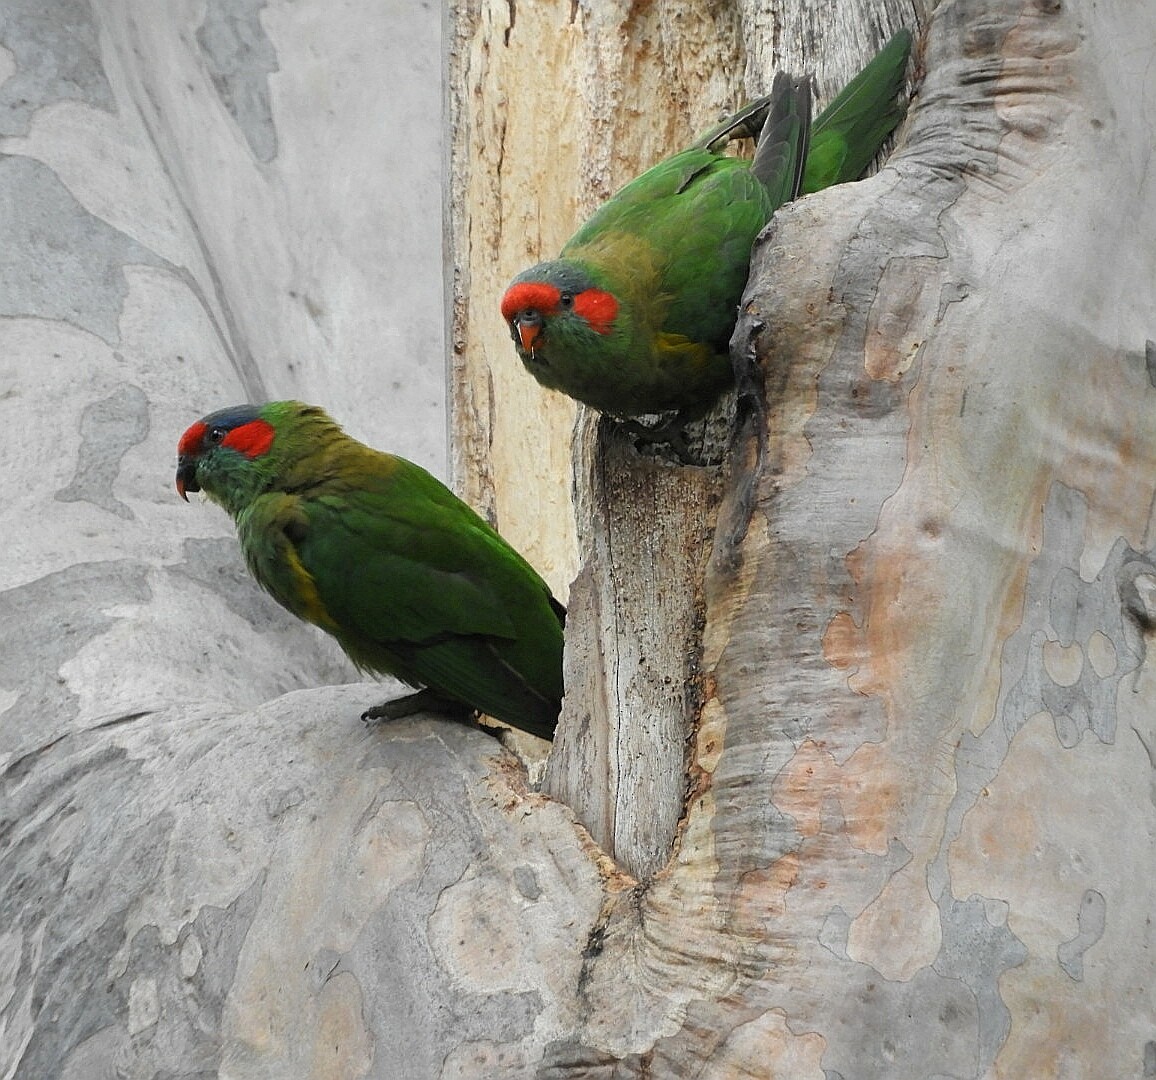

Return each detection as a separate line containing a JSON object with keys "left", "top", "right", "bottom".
{"left": 559, "top": 292, "right": 574, "bottom": 309}
{"left": 207, "top": 426, "right": 227, "bottom": 445}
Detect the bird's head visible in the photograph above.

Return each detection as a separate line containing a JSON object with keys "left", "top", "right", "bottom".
{"left": 500, "top": 261, "right": 619, "bottom": 376}
{"left": 176, "top": 403, "right": 281, "bottom": 513}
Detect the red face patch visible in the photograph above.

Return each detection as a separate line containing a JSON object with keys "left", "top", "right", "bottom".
{"left": 221, "top": 419, "right": 276, "bottom": 458}
{"left": 501, "top": 281, "right": 618, "bottom": 336}
{"left": 501, "top": 282, "right": 561, "bottom": 323}
{"left": 573, "top": 289, "right": 618, "bottom": 335}
{"left": 178, "top": 417, "right": 275, "bottom": 459}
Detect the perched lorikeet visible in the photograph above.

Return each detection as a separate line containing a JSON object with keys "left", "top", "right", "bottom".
{"left": 501, "top": 29, "right": 912, "bottom": 419}
{"left": 176, "top": 401, "right": 565, "bottom": 740}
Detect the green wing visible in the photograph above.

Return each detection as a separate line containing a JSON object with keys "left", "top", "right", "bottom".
{"left": 563, "top": 146, "right": 750, "bottom": 252}
{"left": 804, "top": 29, "right": 912, "bottom": 194}
{"left": 239, "top": 458, "right": 563, "bottom": 737}
{"left": 561, "top": 73, "right": 816, "bottom": 353}
{"left": 564, "top": 151, "right": 772, "bottom": 352}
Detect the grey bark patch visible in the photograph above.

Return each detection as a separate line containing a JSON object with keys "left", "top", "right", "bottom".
{"left": 195, "top": 0, "right": 279, "bottom": 163}
{"left": 1056, "top": 888, "right": 1106, "bottom": 981}
{"left": 514, "top": 865, "right": 542, "bottom": 900}
{"left": 929, "top": 483, "right": 1154, "bottom": 932}
{"left": 1132, "top": 726, "right": 1156, "bottom": 809}
{"left": 997, "top": 485, "right": 1149, "bottom": 747}
{"left": 935, "top": 482, "right": 1148, "bottom": 826}
{"left": 168, "top": 536, "right": 295, "bottom": 632}
{"left": 306, "top": 947, "right": 343, "bottom": 992}
{"left": 1146, "top": 340, "right": 1156, "bottom": 388}
{"left": 84, "top": 879, "right": 266, "bottom": 1076}
{"left": 0, "top": 720, "right": 268, "bottom": 1079}
{"left": 933, "top": 893, "right": 1028, "bottom": 1074}
{"left": 53, "top": 1026, "right": 129, "bottom": 1080}
{"left": 329, "top": 735, "right": 550, "bottom": 1074}
{"left": 763, "top": 962, "right": 981, "bottom": 1080}
{"left": 55, "top": 383, "right": 150, "bottom": 519}
{"left": 0, "top": 156, "right": 167, "bottom": 343}
{"left": 1, "top": 752, "right": 167, "bottom": 1079}
{"left": 1120, "top": 562, "right": 1156, "bottom": 635}
{"left": 0, "top": 561, "right": 151, "bottom": 759}
{"left": 818, "top": 906, "right": 853, "bottom": 960}
{"left": 0, "top": 0, "right": 115, "bottom": 137}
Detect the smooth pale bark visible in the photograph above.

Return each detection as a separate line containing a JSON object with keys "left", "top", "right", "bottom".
{"left": 4, "top": 1, "right": 1156, "bottom": 1079}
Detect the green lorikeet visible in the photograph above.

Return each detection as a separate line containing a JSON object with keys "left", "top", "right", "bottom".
{"left": 176, "top": 401, "right": 564, "bottom": 740}
{"left": 501, "top": 29, "right": 912, "bottom": 419}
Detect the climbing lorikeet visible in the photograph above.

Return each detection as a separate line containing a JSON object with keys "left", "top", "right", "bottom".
{"left": 501, "top": 29, "right": 912, "bottom": 419}
{"left": 176, "top": 401, "right": 565, "bottom": 740}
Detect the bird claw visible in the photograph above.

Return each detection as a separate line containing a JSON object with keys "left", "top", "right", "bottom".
{"left": 619, "top": 416, "right": 691, "bottom": 455}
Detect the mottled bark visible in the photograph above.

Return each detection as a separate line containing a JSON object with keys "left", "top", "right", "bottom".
{"left": 464, "top": 0, "right": 1156, "bottom": 1073}
{"left": 450, "top": 0, "right": 923, "bottom": 880}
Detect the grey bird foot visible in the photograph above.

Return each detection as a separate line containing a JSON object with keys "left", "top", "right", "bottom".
{"left": 362, "top": 688, "right": 475, "bottom": 725}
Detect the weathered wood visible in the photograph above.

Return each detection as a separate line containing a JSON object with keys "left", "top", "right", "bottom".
{"left": 470, "top": 0, "right": 1156, "bottom": 1074}
{"left": 447, "top": 0, "right": 758, "bottom": 875}
{"left": 542, "top": 414, "right": 724, "bottom": 879}
{"left": 448, "top": 0, "right": 928, "bottom": 589}
{"left": 447, "top": 0, "right": 750, "bottom": 593}
{"left": 450, "top": 0, "right": 931, "bottom": 878}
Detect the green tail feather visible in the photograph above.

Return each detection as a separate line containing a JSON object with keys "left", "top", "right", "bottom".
{"left": 804, "top": 28, "right": 913, "bottom": 194}
{"left": 691, "top": 29, "right": 910, "bottom": 201}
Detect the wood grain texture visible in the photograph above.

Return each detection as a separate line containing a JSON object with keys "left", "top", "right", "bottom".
{"left": 542, "top": 415, "right": 723, "bottom": 880}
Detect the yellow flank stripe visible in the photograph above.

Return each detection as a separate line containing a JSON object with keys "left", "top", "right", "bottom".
{"left": 284, "top": 544, "right": 339, "bottom": 632}
{"left": 654, "top": 331, "right": 713, "bottom": 365}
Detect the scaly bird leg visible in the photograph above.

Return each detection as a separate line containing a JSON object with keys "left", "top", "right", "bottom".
{"left": 361, "top": 688, "right": 475, "bottom": 725}
{"left": 362, "top": 691, "right": 516, "bottom": 745}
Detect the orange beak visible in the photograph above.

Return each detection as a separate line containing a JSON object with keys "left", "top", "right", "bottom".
{"left": 517, "top": 321, "right": 540, "bottom": 352}
{"left": 512, "top": 310, "right": 544, "bottom": 354}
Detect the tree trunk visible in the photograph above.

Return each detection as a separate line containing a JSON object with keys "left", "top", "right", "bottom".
{"left": 5, "top": 0, "right": 1156, "bottom": 1077}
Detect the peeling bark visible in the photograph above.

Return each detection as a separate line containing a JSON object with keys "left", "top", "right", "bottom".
{"left": 542, "top": 415, "right": 723, "bottom": 880}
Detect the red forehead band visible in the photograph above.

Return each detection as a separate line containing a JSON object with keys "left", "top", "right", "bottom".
{"left": 501, "top": 282, "right": 561, "bottom": 322}
{"left": 177, "top": 420, "right": 208, "bottom": 456}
